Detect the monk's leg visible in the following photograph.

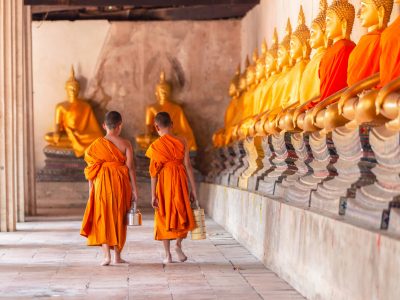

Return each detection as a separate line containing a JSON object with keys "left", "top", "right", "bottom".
{"left": 175, "top": 238, "right": 187, "bottom": 262}
{"left": 114, "top": 248, "right": 127, "bottom": 264}
{"left": 101, "top": 244, "right": 111, "bottom": 266}
{"left": 162, "top": 240, "right": 172, "bottom": 264}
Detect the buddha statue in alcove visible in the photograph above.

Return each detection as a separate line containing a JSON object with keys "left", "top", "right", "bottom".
{"left": 136, "top": 71, "right": 197, "bottom": 151}
{"left": 44, "top": 67, "right": 103, "bottom": 157}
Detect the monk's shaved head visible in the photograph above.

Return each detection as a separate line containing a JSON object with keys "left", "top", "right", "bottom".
{"left": 105, "top": 111, "right": 122, "bottom": 129}
{"left": 155, "top": 112, "right": 172, "bottom": 128}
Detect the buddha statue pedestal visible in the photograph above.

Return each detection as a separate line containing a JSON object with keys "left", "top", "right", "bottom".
{"left": 248, "top": 136, "right": 274, "bottom": 191}
{"left": 205, "top": 148, "right": 226, "bottom": 184}
{"left": 257, "top": 132, "right": 298, "bottom": 196}
{"left": 238, "top": 137, "right": 264, "bottom": 189}
{"left": 345, "top": 126, "right": 400, "bottom": 229}
{"left": 219, "top": 146, "right": 236, "bottom": 186}
{"left": 37, "top": 145, "right": 87, "bottom": 182}
{"left": 228, "top": 141, "right": 246, "bottom": 187}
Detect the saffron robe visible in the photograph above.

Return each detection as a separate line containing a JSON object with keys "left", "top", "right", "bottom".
{"left": 283, "top": 59, "right": 309, "bottom": 108}
{"left": 259, "top": 73, "right": 280, "bottom": 112}
{"left": 348, "top": 30, "right": 382, "bottom": 86}
{"left": 380, "top": 16, "right": 400, "bottom": 87}
{"left": 80, "top": 137, "right": 132, "bottom": 252}
{"left": 317, "top": 39, "right": 356, "bottom": 106}
{"left": 299, "top": 48, "right": 326, "bottom": 104}
{"left": 61, "top": 100, "right": 103, "bottom": 157}
{"left": 146, "top": 134, "right": 196, "bottom": 240}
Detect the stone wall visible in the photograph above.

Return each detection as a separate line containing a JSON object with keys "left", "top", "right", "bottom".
{"left": 32, "top": 20, "right": 241, "bottom": 174}
{"left": 200, "top": 183, "right": 400, "bottom": 300}
{"left": 241, "top": 0, "right": 400, "bottom": 67}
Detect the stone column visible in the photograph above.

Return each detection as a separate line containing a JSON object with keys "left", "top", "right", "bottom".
{"left": 0, "top": 1, "right": 35, "bottom": 231}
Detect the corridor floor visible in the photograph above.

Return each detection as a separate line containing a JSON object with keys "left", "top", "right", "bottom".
{"left": 0, "top": 213, "right": 304, "bottom": 299}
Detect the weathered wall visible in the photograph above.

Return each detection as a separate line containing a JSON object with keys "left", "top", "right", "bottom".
{"left": 241, "top": 0, "right": 400, "bottom": 67}
{"left": 199, "top": 183, "right": 400, "bottom": 300}
{"left": 32, "top": 20, "right": 241, "bottom": 173}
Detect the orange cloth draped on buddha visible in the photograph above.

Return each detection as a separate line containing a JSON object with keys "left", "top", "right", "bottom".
{"left": 61, "top": 101, "right": 103, "bottom": 157}
{"left": 312, "top": 39, "right": 355, "bottom": 108}
{"left": 380, "top": 16, "right": 400, "bottom": 87}
{"left": 348, "top": 30, "right": 382, "bottom": 86}
{"left": 145, "top": 134, "right": 196, "bottom": 240}
{"left": 80, "top": 137, "right": 132, "bottom": 252}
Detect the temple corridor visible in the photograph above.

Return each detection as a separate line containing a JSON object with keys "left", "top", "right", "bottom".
{"left": 0, "top": 211, "right": 303, "bottom": 300}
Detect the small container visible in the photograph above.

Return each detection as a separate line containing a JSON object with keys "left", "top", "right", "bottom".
{"left": 127, "top": 201, "right": 142, "bottom": 226}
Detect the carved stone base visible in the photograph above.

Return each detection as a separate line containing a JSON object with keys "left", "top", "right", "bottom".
{"left": 248, "top": 136, "right": 274, "bottom": 191}
{"left": 228, "top": 141, "right": 246, "bottom": 187}
{"left": 346, "top": 127, "right": 400, "bottom": 229}
{"left": 238, "top": 137, "right": 264, "bottom": 189}
{"left": 37, "top": 146, "right": 86, "bottom": 182}
{"left": 388, "top": 201, "right": 400, "bottom": 235}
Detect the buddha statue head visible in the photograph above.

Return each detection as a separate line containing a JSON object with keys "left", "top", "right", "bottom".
{"left": 246, "top": 49, "right": 258, "bottom": 88}
{"left": 155, "top": 71, "right": 172, "bottom": 104}
{"left": 290, "top": 6, "right": 311, "bottom": 62}
{"left": 229, "top": 64, "right": 241, "bottom": 98}
{"left": 65, "top": 66, "right": 80, "bottom": 101}
{"left": 310, "top": 0, "right": 328, "bottom": 49}
{"left": 358, "top": 0, "right": 393, "bottom": 31}
{"left": 277, "top": 19, "right": 293, "bottom": 70}
{"left": 265, "top": 28, "right": 279, "bottom": 76}
{"left": 326, "top": 0, "right": 355, "bottom": 42}
{"left": 255, "top": 40, "right": 268, "bottom": 82}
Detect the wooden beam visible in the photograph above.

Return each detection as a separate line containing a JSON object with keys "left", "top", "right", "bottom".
{"left": 25, "top": 0, "right": 259, "bottom": 7}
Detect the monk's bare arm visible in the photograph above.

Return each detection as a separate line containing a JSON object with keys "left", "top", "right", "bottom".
{"left": 125, "top": 141, "right": 138, "bottom": 202}
{"left": 151, "top": 176, "right": 159, "bottom": 208}
{"left": 183, "top": 138, "right": 197, "bottom": 202}
{"left": 88, "top": 180, "right": 93, "bottom": 193}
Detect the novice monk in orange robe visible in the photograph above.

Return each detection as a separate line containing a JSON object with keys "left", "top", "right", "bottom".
{"left": 146, "top": 112, "right": 196, "bottom": 264}
{"left": 81, "top": 111, "right": 138, "bottom": 266}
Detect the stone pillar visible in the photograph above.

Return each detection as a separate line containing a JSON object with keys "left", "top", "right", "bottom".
{"left": 0, "top": 1, "right": 35, "bottom": 231}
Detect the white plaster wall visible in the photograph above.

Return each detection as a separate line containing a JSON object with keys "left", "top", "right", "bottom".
{"left": 241, "top": 0, "right": 400, "bottom": 65}
{"left": 32, "top": 20, "right": 111, "bottom": 169}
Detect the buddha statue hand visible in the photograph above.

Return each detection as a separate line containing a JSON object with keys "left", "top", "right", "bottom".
{"left": 376, "top": 76, "right": 400, "bottom": 115}
{"left": 53, "top": 132, "right": 61, "bottom": 144}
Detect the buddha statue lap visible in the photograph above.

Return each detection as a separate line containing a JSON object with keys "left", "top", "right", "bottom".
{"left": 44, "top": 67, "right": 103, "bottom": 158}
{"left": 136, "top": 71, "right": 197, "bottom": 151}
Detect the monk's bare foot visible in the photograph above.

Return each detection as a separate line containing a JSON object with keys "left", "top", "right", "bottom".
{"left": 114, "top": 258, "right": 128, "bottom": 264}
{"left": 101, "top": 258, "right": 111, "bottom": 266}
{"left": 175, "top": 246, "right": 187, "bottom": 262}
{"left": 163, "top": 255, "right": 172, "bottom": 264}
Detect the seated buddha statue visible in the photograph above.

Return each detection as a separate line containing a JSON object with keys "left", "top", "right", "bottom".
{"left": 275, "top": 5, "right": 312, "bottom": 132}
{"left": 136, "top": 71, "right": 197, "bottom": 151}
{"left": 44, "top": 67, "right": 103, "bottom": 157}
{"left": 373, "top": 0, "right": 400, "bottom": 130}
{"left": 263, "top": 19, "right": 294, "bottom": 135}
{"left": 335, "top": 0, "right": 394, "bottom": 128}
{"left": 290, "top": 0, "right": 329, "bottom": 130}
{"left": 303, "top": 0, "right": 356, "bottom": 132}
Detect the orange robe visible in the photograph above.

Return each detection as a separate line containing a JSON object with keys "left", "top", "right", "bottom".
{"left": 380, "top": 16, "right": 400, "bottom": 87}
{"left": 348, "top": 30, "right": 382, "bottom": 86}
{"left": 80, "top": 137, "right": 132, "bottom": 251}
{"left": 146, "top": 134, "right": 196, "bottom": 240}
{"left": 316, "top": 39, "right": 356, "bottom": 106}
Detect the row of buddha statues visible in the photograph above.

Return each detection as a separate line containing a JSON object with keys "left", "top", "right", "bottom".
{"left": 210, "top": 0, "right": 400, "bottom": 232}
{"left": 44, "top": 68, "right": 197, "bottom": 159}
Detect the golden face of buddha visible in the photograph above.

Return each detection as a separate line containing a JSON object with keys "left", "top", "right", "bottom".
{"left": 255, "top": 59, "right": 266, "bottom": 81}
{"left": 246, "top": 66, "right": 256, "bottom": 87}
{"left": 289, "top": 36, "right": 303, "bottom": 62}
{"left": 277, "top": 45, "right": 290, "bottom": 69}
{"left": 310, "top": 23, "right": 326, "bottom": 49}
{"left": 359, "top": 0, "right": 380, "bottom": 28}
{"left": 326, "top": 10, "right": 343, "bottom": 40}
{"left": 229, "top": 82, "right": 238, "bottom": 98}
{"left": 265, "top": 53, "right": 277, "bottom": 75}
{"left": 65, "top": 83, "right": 79, "bottom": 101}
{"left": 239, "top": 75, "right": 247, "bottom": 91}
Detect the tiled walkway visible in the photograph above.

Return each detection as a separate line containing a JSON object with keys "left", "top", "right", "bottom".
{"left": 0, "top": 213, "right": 304, "bottom": 299}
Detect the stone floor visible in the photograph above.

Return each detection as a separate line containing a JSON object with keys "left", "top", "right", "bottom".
{"left": 0, "top": 212, "right": 304, "bottom": 300}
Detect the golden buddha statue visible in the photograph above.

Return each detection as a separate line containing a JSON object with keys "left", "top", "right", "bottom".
{"left": 375, "top": 0, "right": 400, "bottom": 130}
{"left": 304, "top": 0, "right": 356, "bottom": 132}
{"left": 276, "top": 6, "right": 312, "bottom": 132}
{"left": 337, "top": 0, "right": 394, "bottom": 128}
{"left": 253, "top": 28, "right": 281, "bottom": 137}
{"left": 263, "top": 18, "right": 293, "bottom": 135}
{"left": 136, "top": 71, "right": 197, "bottom": 151}
{"left": 293, "top": 0, "right": 329, "bottom": 130}
{"left": 44, "top": 67, "right": 103, "bottom": 157}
